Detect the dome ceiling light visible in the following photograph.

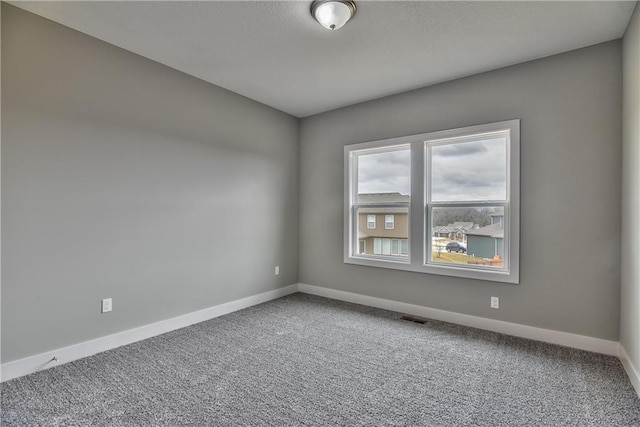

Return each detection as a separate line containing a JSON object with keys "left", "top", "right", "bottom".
{"left": 311, "top": 0, "right": 357, "bottom": 31}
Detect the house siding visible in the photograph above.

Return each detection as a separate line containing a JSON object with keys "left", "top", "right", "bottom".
{"left": 358, "top": 213, "right": 409, "bottom": 239}
{"left": 467, "top": 236, "right": 504, "bottom": 259}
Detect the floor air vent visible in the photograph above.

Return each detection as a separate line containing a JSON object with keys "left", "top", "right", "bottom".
{"left": 400, "top": 315, "right": 427, "bottom": 324}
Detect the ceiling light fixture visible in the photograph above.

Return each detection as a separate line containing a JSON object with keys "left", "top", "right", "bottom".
{"left": 311, "top": 0, "right": 356, "bottom": 31}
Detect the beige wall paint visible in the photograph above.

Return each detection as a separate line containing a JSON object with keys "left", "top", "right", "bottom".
{"left": 1, "top": 5, "right": 299, "bottom": 362}
{"left": 621, "top": 2, "right": 640, "bottom": 372}
{"left": 300, "top": 41, "right": 622, "bottom": 340}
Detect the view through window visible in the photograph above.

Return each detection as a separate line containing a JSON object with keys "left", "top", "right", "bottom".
{"left": 345, "top": 120, "right": 519, "bottom": 283}
{"left": 427, "top": 132, "right": 509, "bottom": 270}
{"left": 354, "top": 147, "right": 410, "bottom": 261}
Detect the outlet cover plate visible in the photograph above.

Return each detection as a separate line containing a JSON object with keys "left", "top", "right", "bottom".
{"left": 491, "top": 296, "right": 499, "bottom": 309}
{"left": 102, "top": 298, "right": 112, "bottom": 313}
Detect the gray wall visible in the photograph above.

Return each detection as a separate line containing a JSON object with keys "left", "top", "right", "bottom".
{"left": 300, "top": 41, "right": 622, "bottom": 340}
{"left": 1, "top": 5, "right": 299, "bottom": 362}
{"left": 621, "top": 3, "right": 640, "bottom": 370}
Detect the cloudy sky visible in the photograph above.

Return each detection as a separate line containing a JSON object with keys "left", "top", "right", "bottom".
{"left": 358, "top": 148, "right": 411, "bottom": 195}
{"left": 358, "top": 136, "right": 507, "bottom": 201}
{"left": 431, "top": 136, "right": 506, "bottom": 201}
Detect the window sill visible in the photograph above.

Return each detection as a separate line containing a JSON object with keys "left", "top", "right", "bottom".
{"left": 344, "top": 255, "right": 519, "bottom": 284}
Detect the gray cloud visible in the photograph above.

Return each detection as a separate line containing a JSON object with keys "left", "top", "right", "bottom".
{"left": 358, "top": 149, "right": 411, "bottom": 195}
{"left": 431, "top": 137, "right": 506, "bottom": 201}
{"left": 432, "top": 142, "right": 488, "bottom": 158}
{"left": 357, "top": 136, "right": 507, "bottom": 202}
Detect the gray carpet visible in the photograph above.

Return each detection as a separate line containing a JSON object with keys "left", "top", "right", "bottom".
{"left": 2, "top": 293, "right": 639, "bottom": 426}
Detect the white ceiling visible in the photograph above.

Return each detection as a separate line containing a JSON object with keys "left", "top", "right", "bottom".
{"left": 9, "top": 1, "right": 637, "bottom": 118}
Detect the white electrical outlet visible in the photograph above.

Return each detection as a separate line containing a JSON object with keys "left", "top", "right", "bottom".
{"left": 491, "top": 296, "right": 499, "bottom": 309}
{"left": 101, "top": 298, "right": 112, "bottom": 313}
{"left": 275, "top": 266, "right": 280, "bottom": 276}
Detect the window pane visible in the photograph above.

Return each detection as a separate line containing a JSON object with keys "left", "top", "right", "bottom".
{"left": 385, "top": 214, "right": 394, "bottom": 229}
{"left": 391, "top": 239, "right": 399, "bottom": 255}
{"left": 430, "top": 135, "right": 506, "bottom": 202}
{"left": 401, "top": 239, "right": 409, "bottom": 255}
{"left": 357, "top": 148, "right": 411, "bottom": 197}
{"left": 367, "top": 214, "right": 376, "bottom": 229}
{"left": 382, "top": 239, "right": 391, "bottom": 255}
{"left": 373, "top": 238, "right": 382, "bottom": 255}
{"left": 431, "top": 206, "right": 505, "bottom": 269}
{"left": 356, "top": 206, "right": 409, "bottom": 260}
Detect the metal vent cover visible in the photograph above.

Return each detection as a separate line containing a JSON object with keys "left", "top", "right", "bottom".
{"left": 400, "top": 315, "right": 427, "bottom": 324}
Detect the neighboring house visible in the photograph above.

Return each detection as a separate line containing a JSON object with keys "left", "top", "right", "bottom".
{"left": 490, "top": 212, "right": 504, "bottom": 227}
{"left": 433, "top": 225, "right": 450, "bottom": 238}
{"left": 467, "top": 222, "right": 504, "bottom": 259}
{"left": 357, "top": 193, "right": 409, "bottom": 257}
{"left": 433, "top": 222, "right": 476, "bottom": 240}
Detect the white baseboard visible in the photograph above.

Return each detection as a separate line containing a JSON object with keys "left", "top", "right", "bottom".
{"left": 619, "top": 344, "right": 640, "bottom": 398}
{"left": 1, "top": 284, "right": 298, "bottom": 382}
{"left": 298, "top": 283, "right": 619, "bottom": 356}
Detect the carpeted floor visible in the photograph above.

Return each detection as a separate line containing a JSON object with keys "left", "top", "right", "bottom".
{"left": 2, "top": 293, "right": 639, "bottom": 426}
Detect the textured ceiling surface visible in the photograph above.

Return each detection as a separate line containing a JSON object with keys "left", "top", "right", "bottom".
{"left": 9, "top": 1, "right": 637, "bottom": 117}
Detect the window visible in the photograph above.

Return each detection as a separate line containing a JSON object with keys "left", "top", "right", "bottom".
{"left": 347, "top": 145, "right": 410, "bottom": 261}
{"left": 385, "top": 215, "right": 395, "bottom": 229}
{"left": 345, "top": 120, "right": 519, "bottom": 284}
{"left": 373, "top": 238, "right": 408, "bottom": 256}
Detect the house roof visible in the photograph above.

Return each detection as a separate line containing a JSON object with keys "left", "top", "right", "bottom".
{"left": 451, "top": 222, "right": 474, "bottom": 229}
{"left": 359, "top": 207, "right": 408, "bottom": 214}
{"left": 466, "top": 223, "right": 504, "bottom": 238}
{"left": 434, "top": 222, "right": 475, "bottom": 233}
{"left": 358, "top": 193, "right": 410, "bottom": 204}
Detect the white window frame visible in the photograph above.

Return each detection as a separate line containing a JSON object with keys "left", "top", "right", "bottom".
{"left": 367, "top": 214, "right": 376, "bottom": 229}
{"left": 344, "top": 119, "right": 520, "bottom": 284}
{"left": 385, "top": 215, "right": 395, "bottom": 229}
{"left": 346, "top": 144, "right": 411, "bottom": 264}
